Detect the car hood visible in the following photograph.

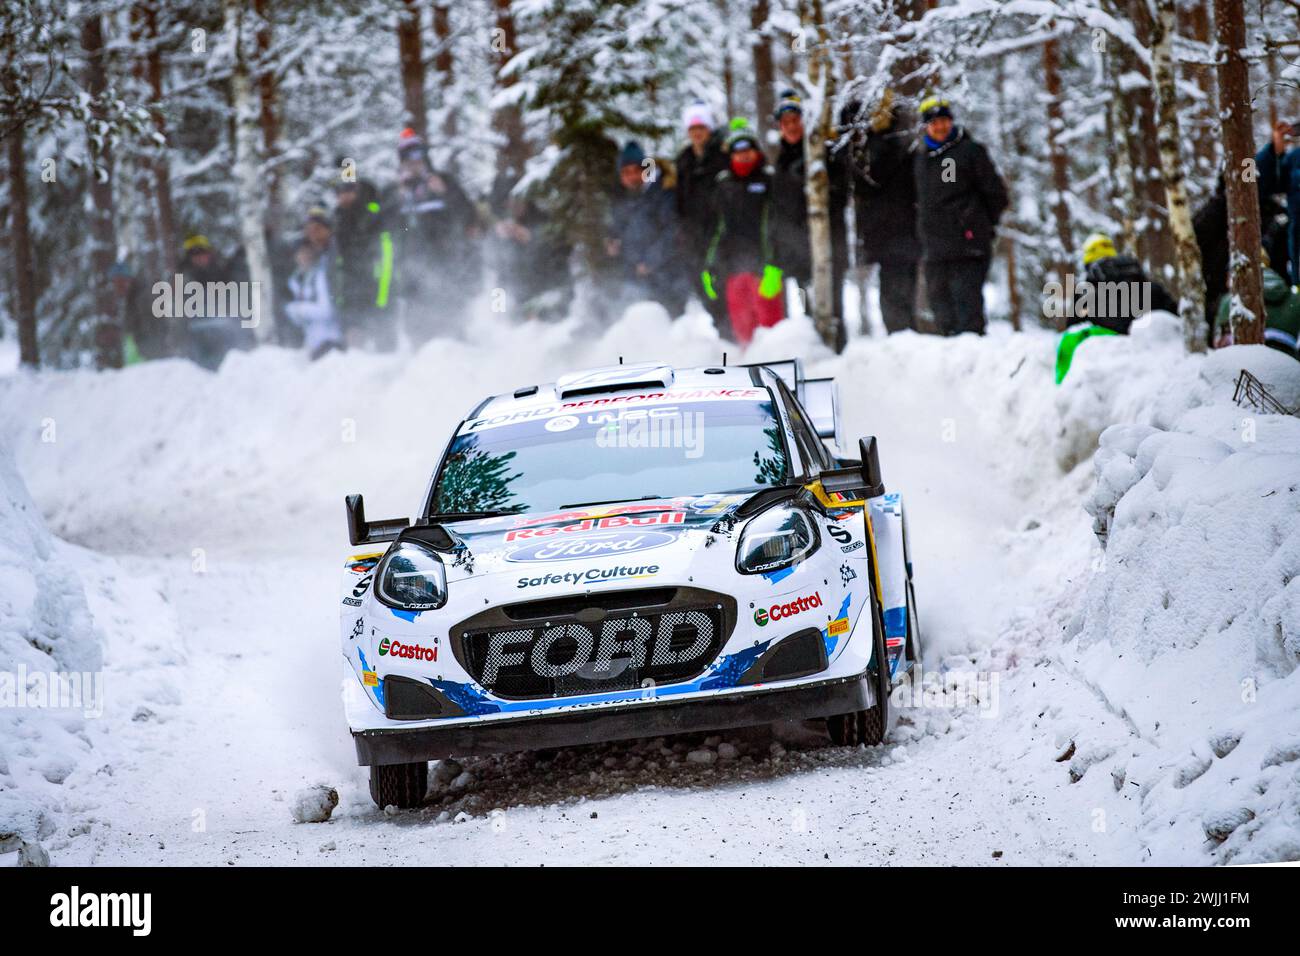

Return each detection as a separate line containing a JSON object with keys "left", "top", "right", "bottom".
{"left": 433, "top": 493, "right": 753, "bottom": 587}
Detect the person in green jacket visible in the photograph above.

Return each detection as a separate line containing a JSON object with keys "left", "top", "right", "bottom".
{"left": 1212, "top": 256, "right": 1300, "bottom": 359}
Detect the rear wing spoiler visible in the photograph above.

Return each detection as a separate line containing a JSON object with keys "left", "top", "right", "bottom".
{"left": 743, "top": 358, "right": 843, "bottom": 448}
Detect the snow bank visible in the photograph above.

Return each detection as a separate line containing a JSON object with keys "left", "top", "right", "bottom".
{"left": 0, "top": 431, "right": 102, "bottom": 857}
{"left": 1073, "top": 344, "right": 1300, "bottom": 863}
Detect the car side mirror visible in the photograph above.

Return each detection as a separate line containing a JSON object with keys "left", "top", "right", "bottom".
{"left": 346, "top": 493, "right": 410, "bottom": 546}
{"left": 859, "top": 437, "right": 884, "bottom": 498}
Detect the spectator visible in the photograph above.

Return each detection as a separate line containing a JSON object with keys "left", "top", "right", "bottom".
{"left": 1075, "top": 232, "right": 1177, "bottom": 330}
{"left": 489, "top": 170, "right": 573, "bottom": 321}
{"left": 284, "top": 234, "right": 344, "bottom": 361}
{"left": 1055, "top": 233, "right": 1179, "bottom": 384}
{"left": 1213, "top": 251, "right": 1300, "bottom": 359}
{"left": 606, "top": 140, "right": 687, "bottom": 316}
{"left": 333, "top": 177, "right": 395, "bottom": 351}
{"left": 674, "top": 101, "right": 730, "bottom": 336}
{"left": 107, "top": 260, "right": 164, "bottom": 364}
{"left": 841, "top": 90, "right": 921, "bottom": 334}
{"left": 702, "top": 122, "right": 784, "bottom": 345}
{"left": 179, "top": 234, "right": 251, "bottom": 370}
{"left": 771, "top": 89, "right": 850, "bottom": 346}
{"left": 913, "top": 96, "right": 1009, "bottom": 336}
{"left": 391, "top": 127, "right": 481, "bottom": 346}
{"left": 1195, "top": 170, "right": 1289, "bottom": 346}
{"left": 1255, "top": 120, "right": 1300, "bottom": 285}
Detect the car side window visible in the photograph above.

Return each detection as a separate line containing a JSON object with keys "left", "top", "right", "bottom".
{"left": 776, "top": 380, "right": 831, "bottom": 473}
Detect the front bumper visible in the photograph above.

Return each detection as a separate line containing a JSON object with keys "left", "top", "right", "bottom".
{"left": 353, "top": 671, "right": 872, "bottom": 765}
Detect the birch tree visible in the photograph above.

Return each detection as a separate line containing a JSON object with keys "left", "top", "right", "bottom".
{"left": 801, "top": 0, "right": 842, "bottom": 351}
{"left": 1151, "top": 0, "right": 1204, "bottom": 350}
{"left": 224, "top": 0, "right": 275, "bottom": 343}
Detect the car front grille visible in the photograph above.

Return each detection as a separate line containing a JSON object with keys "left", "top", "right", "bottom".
{"left": 452, "top": 587, "right": 735, "bottom": 700}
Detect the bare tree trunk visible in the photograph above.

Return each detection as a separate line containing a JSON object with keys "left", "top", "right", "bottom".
{"left": 1180, "top": 0, "right": 1218, "bottom": 182}
{"left": 751, "top": 0, "right": 774, "bottom": 129}
{"left": 1126, "top": 0, "right": 1176, "bottom": 274}
{"left": 82, "top": 12, "right": 121, "bottom": 367}
{"left": 1043, "top": 37, "right": 1074, "bottom": 300}
{"left": 6, "top": 119, "right": 38, "bottom": 367}
{"left": 1152, "top": 0, "right": 1205, "bottom": 351}
{"left": 433, "top": 3, "right": 456, "bottom": 145}
{"left": 993, "top": 56, "right": 1021, "bottom": 331}
{"left": 1108, "top": 51, "right": 1140, "bottom": 255}
{"left": 802, "top": 0, "right": 841, "bottom": 350}
{"left": 492, "top": 0, "right": 527, "bottom": 177}
{"left": 225, "top": 0, "right": 274, "bottom": 342}
{"left": 397, "top": 0, "right": 426, "bottom": 139}
{"left": 252, "top": 0, "right": 280, "bottom": 236}
{"left": 1213, "top": 0, "right": 1264, "bottom": 344}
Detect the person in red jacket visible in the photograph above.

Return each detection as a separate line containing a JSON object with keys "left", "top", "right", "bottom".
{"left": 702, "top": 123, "right": 785, "bottom": 345}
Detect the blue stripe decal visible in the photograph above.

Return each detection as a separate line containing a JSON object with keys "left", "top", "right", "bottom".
{"left": 761, "top": 566, "right": 794, "bottom": 585}
{"left": 884, "top": 606, "right": 906, "bottom": 638}
{"left": 390, "top": 608, "right": 420, "bottom": 623}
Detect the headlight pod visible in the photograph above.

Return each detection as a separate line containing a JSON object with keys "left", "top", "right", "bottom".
{"left": 375, "top": 541, "right": 448, "bottom": 611}
{"left": 736, "top": 504, "right": 820, "bottom": 574}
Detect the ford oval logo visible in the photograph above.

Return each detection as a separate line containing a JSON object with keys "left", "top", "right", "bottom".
{"left": 505, "top": 530, "right": 678, "bottom": 563}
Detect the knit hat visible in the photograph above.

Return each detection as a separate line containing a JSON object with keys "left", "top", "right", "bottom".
{"left": 725, "top": 120, "right": 760, "bottom": 153}
{"left": 305, "top": 205, "right": 333, "bottom": 229}
{"left": 1082, "top": 233, "right": 1117, "bottom": 266}
{"left": 182, "top": 234, "right": 212, "bottom": 253}
{"left": 919, "top": 96, "right": 954, "bottom": 122}
{"left": 397, "top": 127, "right": 427, "bottom": 163}
{"left": 683, "top": 101, "right": 715, "bottom": 131}
{"left": 618, "top": 140, "right": 646, "bottom": 169}
{"left": 773, "top": 89, "right": 803, "bottom": 121}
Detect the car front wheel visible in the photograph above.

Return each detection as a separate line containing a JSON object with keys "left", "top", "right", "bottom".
{"left": 368, "top": 761, "right": 428, "bottom": 809}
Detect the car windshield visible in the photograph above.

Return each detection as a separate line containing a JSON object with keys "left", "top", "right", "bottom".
{"left": 432, "top": 393, "right": 789, "bottom": 516}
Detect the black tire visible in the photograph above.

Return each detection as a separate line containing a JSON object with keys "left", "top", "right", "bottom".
{"left": 827, "top": 592, "right": 889, "bottom": 747}
{"left": 368, "top": 761, "right": 428, "bottom": 809}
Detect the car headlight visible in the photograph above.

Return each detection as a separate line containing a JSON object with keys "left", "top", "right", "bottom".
{"left": 736, "top": 504, "right": 820, "bottom": 574}
{"left": 375, "top": 541, "right": 448, "bottom": 611}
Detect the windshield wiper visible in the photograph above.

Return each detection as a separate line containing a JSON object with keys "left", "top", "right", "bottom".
{"left": 560, "top": 494, "right": 664, "bottom": 509}
{"left": 428, "top": 509, "right": 518, "bottom": 523}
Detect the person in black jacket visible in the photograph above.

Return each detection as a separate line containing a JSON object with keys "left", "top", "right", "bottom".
{"left": 703, "top": 123, "right": 785, "bottom": 344}
{"left": 606, "top": 141, "right": 687, "bottom": 316}
{"left": 771, "top": 90, "right": 849, "bottom": 347}
{"left": 841, "top": 91, "right": 920, "bottom": 333}
{"left": 390, "top": 127, "right": 482, "bottom": 346}
{"left": 333, "top": 176, "right": 395, "bottom": 351}
{"left": 674, "top": 102, "right": 730, "bottom": 336}
{"left": 914, "top": 97, "right": 1009, "bottom": 335}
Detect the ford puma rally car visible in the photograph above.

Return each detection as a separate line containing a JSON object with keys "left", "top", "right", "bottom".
{"left": 340, "top": 360, "right": 921, "bottom": 808}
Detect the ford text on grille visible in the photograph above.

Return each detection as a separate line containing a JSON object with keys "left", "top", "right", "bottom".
{"left": 479, "top": 611, "right": 715, "bottom": 684}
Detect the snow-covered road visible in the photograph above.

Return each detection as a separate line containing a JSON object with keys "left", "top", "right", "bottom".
{"left": 0, "top": 311, "right": 1170, "bottom": 865}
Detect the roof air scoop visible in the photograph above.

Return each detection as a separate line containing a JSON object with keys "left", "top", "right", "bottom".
{"left": 555, "top": 363, "right": 675, "bottom": 399}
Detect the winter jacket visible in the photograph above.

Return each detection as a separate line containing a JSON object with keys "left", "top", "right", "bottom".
{"left": 390, "top": 170, "right": 481, "bottom": 296}
{"left": 674, "top": 132, "right": 729, "bottom": 251}
{"left": 705, "top": 164, "right": 776, "bottom": 277}
{"left": 771, "top": 137, "right": 850, "bottom": 281}
{"left": 914, "top": 126, "right": 1009, "bottom": 262}
{"left": 1074, "top": 254, "right": 1179, "bottom": 333}
{"left": 333, "top": 180, "right": 394, "bottom": 322}
{"left": 1254, "top": 142, "right": 1300, "bottom": 283}
{"left": 608, "top": 178, "right": 681, "bottom": 282}
{"left": 1214, "top": 266, "right": 1300, "bottom": 357}
{"left": 845, "top": 120, "right": 919, "bottom": 263}
{"left": 284, "top": 256, "right": 343, "bottom": 355}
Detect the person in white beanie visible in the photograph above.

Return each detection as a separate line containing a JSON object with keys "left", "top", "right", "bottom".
{"left": 674, "top": 101, "right": 731, "bottom": 337}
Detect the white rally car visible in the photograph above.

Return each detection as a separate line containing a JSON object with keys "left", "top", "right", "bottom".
{"left": 340, "top": 360, "right": 921, "bottom": 807}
